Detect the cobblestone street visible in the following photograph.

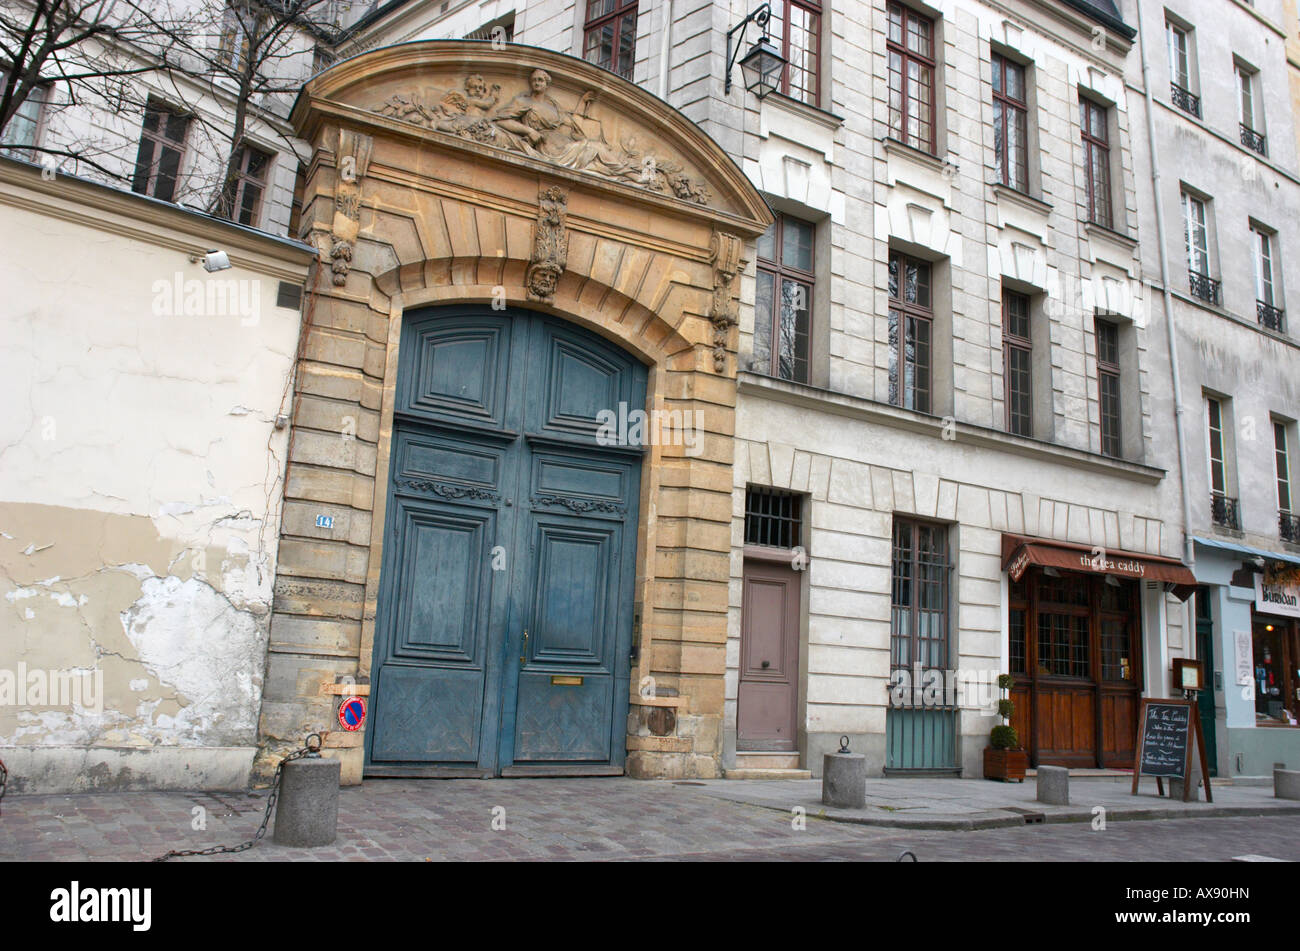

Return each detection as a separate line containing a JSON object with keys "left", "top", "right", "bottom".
{"left": 3, "top": 777, "right": 1299, "bottom": 862}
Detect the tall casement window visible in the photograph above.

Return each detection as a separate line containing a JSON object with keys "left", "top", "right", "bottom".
{"left": 992, "top": 53, "right": 1029, "bottom": 192}
{"left": 1276, "top": 420, "right": 1300, "bottom": 543}
{"left": 1182, "top": 190, "right": 1220, "bottom": 305}
{"left": 1166, "top": 20, "right": 1200, "bottom": 117}
{"left": 1236, "top": 62, "right": 1266, "bottom": 155}
{"left": 216, "top": 2, "right": 265, "bottom": 72}
{"left": 1207, "top": 396, "right": 1240, "bottom": 529}
{"left": 888, "top": 252, "right": 932, "bottom": 413}
{"left": 890, "top": 519, "right": 950, "bottom": 672}
{"left": 886, "top": 2, "right": 936, "bottom": 154}
{"left": 231, "top": 145, "right": 272, "bottom": 226}
{"left": 583, "top": 0, "right": 637, "bottom": 81}
{"left": 1079, "top": 97, "right": 1112, "bottom": 229}
{"left": 753, "top": 214, "right": 813, "bottom": 383}
{"left": 1276, "top": 421, "right": 1294, "bottom": 513}
{"left": 0, "top": 81, "right": 46, "bottom": 159}
{"left": 1253, "top": 225, "right": 1285, "bottom": 332}
{"left": 1095, "top": 318, "right": 1121, "bottom": 457}
{"left": 768, "top": 0, "right": 821, "bottom": 106}
{"left": 1003, "top": 291, "right": 1033, "bottom": 437}
{"left": 131, "top": 101, "right": 189, "bottom": 202}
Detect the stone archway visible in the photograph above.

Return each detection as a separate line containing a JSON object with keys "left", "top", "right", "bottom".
{"left": 257, "top": 41, "right": 771, "bottom": 782}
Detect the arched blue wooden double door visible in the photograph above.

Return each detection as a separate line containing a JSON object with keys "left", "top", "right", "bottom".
{"left": 366, "top": 305, "right": 646, "bottom": 777}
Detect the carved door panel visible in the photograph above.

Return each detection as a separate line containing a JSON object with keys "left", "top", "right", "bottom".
{"left": 501, "top": 317, "right": 644, "bottom": 771}
{"left": 367, "top": 306, "right": 644, "bottom": 776}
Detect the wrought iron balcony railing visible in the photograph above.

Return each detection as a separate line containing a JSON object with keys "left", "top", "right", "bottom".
{"left": 1171, "top": 83, "right": 1201, "bottom": 118}
{"left": 1240, "top": 124, "right": 1267, "bottom": 156}
{"left": 1211, "top": 493, "right": 1241, "bottom": 531}
{"left": 1282, "top": 511, "right": 1300, "bottom": 545}
{"left": 1257, "top": 300, "right": 1286, "bottom": 333}
{"left": 1189, "top": 270, "right": 1221, "bottom": 306}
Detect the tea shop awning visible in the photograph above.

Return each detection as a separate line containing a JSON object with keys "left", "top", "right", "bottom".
{"left": 1001, "top": 534, "right": 1198, "bottom": 600}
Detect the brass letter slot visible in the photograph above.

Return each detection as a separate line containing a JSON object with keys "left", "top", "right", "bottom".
{"left": 551, "top": 675, "right": 583, "bottom": 686}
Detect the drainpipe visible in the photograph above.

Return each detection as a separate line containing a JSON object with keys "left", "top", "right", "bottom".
{"left": 658, "top": 0, "right": 674, "bottom": 101}
{"left": 1134, "top": 0, "right": 1195, "bottom": 570}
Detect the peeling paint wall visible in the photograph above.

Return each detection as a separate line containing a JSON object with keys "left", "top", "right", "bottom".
{"left": 0, "top": 160, "right": 313, "bottom": 792}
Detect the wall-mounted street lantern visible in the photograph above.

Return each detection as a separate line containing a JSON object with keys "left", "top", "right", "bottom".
{"left": 725, "top": 3, "right": 787, "bottom": 100}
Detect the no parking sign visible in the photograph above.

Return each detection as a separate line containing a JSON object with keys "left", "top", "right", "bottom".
{"left": 338, "top": 695, "right": 367, "bottom": 732}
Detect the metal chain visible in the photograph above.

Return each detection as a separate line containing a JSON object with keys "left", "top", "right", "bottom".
{"left": 152, "top": 734, "right": 322, "bottom": 863}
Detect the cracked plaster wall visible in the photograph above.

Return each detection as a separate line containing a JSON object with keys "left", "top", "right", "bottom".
{"left": 0, "top": 194, "right": 309, "bottom": 791}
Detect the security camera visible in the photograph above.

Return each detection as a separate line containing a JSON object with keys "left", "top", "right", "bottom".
{"left": 1250, "top": 556, "right": 1266, "bottom": 568}
{"left": 195, "top": 249, "right": 231, "bottom": 272}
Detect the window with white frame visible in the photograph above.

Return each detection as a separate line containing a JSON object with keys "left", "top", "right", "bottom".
{"left": 1276, "top": 420, "right": 1293, "bottom": 515}
{"left": 1274, "top": 419, "right": 1299, "bottom": 543}
{"left": 1183, "top": 193, "right": 1208, "bottom": 274}
{"left": 1182, "top": 190, "right": 1220, "bottom": 305}
{"left": 0, "top": 80, "right": 46, "bottom": 160}
{"left": 1236, "top": 61, "right": 1266, "bottom": 154}
{"left": 1252, "top": 224, "right": 1285, "bottom": 331}
{"left": 1166, "top": 20, "right": 1200, "bottom": 117}
{"left": 1253, "top": 226, "right": 1276, "bottom": 305}
{"left": 216, "top": 1, "right": 265, "bottom": 72}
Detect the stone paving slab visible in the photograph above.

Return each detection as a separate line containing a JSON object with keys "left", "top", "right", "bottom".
{"left": 692, "top": 776, "right": 1300, "bottom": 829}
{"left": 3, "top": 775, "right": 1296, "bottom": 862}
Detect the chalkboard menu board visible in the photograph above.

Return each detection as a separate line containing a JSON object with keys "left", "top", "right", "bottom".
{"left": 1138, "top": 702, "right": 1190, "bottom": 777}
{"left": 1131, "top": 698, "right": 1212, "bottom": 802}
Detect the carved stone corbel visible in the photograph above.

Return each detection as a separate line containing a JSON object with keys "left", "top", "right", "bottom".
{"left": 526, "top": 185, "right": 569, "bottom": 303}
{"left": 708, "top": 231, "right": 744, "bottom": 373}
{"left": 328, "top": 128, "right": 373, "bottom": 286}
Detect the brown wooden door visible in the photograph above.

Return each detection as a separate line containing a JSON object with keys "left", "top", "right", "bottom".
{"left": 1011, "top": 570, "right": 1142, "bottom": 768}
{"left": 738, "top": 559, "right": 801, "bottom": 751}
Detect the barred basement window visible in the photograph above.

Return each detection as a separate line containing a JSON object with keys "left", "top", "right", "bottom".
{"left": 744, "top": 487, "right": 803, "bottom": 549}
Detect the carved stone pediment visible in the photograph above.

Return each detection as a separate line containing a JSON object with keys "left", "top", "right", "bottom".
{"left": 374, "top": 68, "right": 711, "bottom": 206}
{"left": 293, "top": 43, "right": 775, "bottom": 224}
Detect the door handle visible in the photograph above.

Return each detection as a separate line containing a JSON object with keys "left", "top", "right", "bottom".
{"left": 761, "top": 660, "right": 771, "bottom": 669}
{"left": 519, "top": 630, "right": 529, "bottom": 668}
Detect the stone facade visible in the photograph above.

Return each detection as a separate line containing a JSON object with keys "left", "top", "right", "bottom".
{"left": 255, "top": 42, "right": 770, "bottom": 782}
{"left": 11, "top": 0, "right": 1300, "bottom": 790}
{"left": 1128, "top": 0, "right": 1300, "bottom": 779}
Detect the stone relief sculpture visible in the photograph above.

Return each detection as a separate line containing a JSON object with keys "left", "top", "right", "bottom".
{"left": 376, "top": 69, "right": 710, "bottom": 205}
{"left": 527, "top": 185, "right": 569, "bottom": 303}
{"left": 329, "top": 128, "right": 373, "bottom": 286}
{"left": 708, "top": 231, "right": 744, "bottom": 373}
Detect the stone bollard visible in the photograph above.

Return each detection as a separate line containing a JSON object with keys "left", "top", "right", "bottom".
{"left": 1169, "top": 778, "right": 1199, "bottom": 801}
{"left": 822, "top": 735, "right": 867, "bottom": 809}
{"left": 1274, "top": 768, "right": 1300, "bottom": 800}
{"left": 273, "top": 753, "right": 341, "bottom": 847}
{"left": 1036, "top": 764, "right": 1069, "bottom": 805}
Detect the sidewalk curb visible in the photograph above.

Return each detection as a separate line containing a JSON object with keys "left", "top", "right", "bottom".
{"left": 725, "top": 796, "right": 1300, "bottom": 831}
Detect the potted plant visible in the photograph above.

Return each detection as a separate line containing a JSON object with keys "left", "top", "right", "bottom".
{"left": 984, "top": 673, "right": 1028, "bottom": 782}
